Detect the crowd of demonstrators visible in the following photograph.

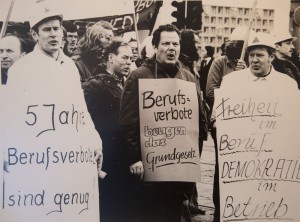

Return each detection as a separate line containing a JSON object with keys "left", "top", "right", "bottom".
{"left": 3, "top": 4, "right": 300, "bottom": 222}
{"left": 72, "top": 21, "right": 114, "bottom": 83}
{"left": 272, "top": 31, "right": 300, "bottom": 89}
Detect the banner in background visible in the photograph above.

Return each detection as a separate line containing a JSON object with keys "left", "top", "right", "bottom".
{"left": 215, "top": 85, "right": 300, "bottom": 222}
{"left": 134, "top": 0, "right": 163, "bottom": 32}
{"left": 139, "top": 79, "right": 201, "bottom": 182}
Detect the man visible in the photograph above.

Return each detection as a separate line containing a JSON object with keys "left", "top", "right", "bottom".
{"left": 63, "top": 21, "right": 78, "bottom": 56}
{"left": 0, "top": 34, "right": 26, "bottom": 85}
{"left": 72, "top": 21, "right": 114, "bottom": 83}
{"left": 272, "top": 31, "right": 300, "bottom": 89}
{"left": 120, "top": 24, "right": 207, "bottom": 222}
{"left": 199, "top": 46, "right": 214, "bottom": 100}
{"left": 206, "top": 26, "right": 250, "bottom": 110}
{"left": 221, "top": 32, "right": 298, "bottom": 88}
{"left": 82, "top": 39, "right": 134, "bottom": 222}
{"left": 179, "top": 28, "right": 207, "bottom": 216}
{"left": 8, "top": 3, "right": 102, "bottom": 194}
{"left": 214, "top": 32, "right": 298, "bottom": 222}
{"left": 128, "top": 38, "right": 139, "bottom": 70}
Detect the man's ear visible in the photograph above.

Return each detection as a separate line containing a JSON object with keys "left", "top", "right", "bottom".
{"left": 153, "top": 45, "right": 157, "bottom": 55}
{"left": 31, "top": 29, "right": 38, "bottom": 42}
{"left": 270, "top": 53, "right": 275, "bottom": 62}
{"left": 108, "top": 53, "right": 115, "bottom": 63}
{"left": 274, "top": 43, "right": 280, "bottom": 50}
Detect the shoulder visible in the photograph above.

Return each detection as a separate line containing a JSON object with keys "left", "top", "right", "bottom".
{"left": 128, "top": 64, "right": 154, "bottom": 80}
{"left": 221, "top": 68, "right": 249, "bottom": 85}
{"left": 180, "top": 67, "right": 196, "bottom": 82}
{"left": 272, "top": 69, "right": 298, "bottom": 85}
{"left": 82, "top": 74, "right": 109, "bottom": 90}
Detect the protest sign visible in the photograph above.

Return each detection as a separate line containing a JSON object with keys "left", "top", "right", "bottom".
{"left": 215, "top": 84, "right": 300, "bottom": 221}
{"left": 138, "top": 78, "right": 201, "bottom": 182}
{"left": 0, "top": 74, "right": 101, "bottom": 221}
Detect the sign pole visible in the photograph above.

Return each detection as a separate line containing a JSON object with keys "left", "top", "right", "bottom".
{"left": 240, "top": 0, "right": 257, "bottom": 60}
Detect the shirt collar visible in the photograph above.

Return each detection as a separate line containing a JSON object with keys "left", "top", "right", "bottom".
{"left": 34, "top": 45, "right": 66, "bottom": 64}
{"left": 250, "top": 66, "right": 272, "bottom": 82}
{"left": 106, "top": 69, "right": 123, "bottom": 85}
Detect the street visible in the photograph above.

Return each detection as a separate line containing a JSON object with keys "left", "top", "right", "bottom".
{"left": 192, "top": 133, "right": 216, "bottom": 222}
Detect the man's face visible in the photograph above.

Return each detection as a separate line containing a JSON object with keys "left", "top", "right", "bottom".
{"left": 0, "top": 36, "right": 23, "bottom": 70}
{"left": 154, "top": 31, "right": 180, "bottom": 67}
{"left": 111, "top": 45, "right": 133, "bottom": 77}
{"left": 66, "top": 31, "right": 78, "bottom": 53}
{"left": 194, "top": 34, "right": 203, "bottom": 58}
{"left": 249, "top": 47, "right": 274, "bottom": 77}
{"left": 276, "top": 40, "right": 294, "bottom": 58}
{"left": 100, "top": 28, "right": 114, "bottom": 49}
{"left": 128, "top": 41, "right": 138, "bottom": 62}
{"left": 34, "top": 19, "right": 62, "bottom": 55}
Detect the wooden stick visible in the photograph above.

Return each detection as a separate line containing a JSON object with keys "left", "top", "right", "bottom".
{"left": 240, "top": 0, "right": 257, "bottom": 60}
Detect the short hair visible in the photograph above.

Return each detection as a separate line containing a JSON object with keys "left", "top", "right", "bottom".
{"left": 63, "top": 21, "right": 77, "bottom": 33}
{"left": 104, "top": 39, "right": 129, "bottom": 61}
{"left": 32, "top": 16, "right": 62, "bottom": 33}
{"left": 3, "top": 33, "right": 26, "bottom": 53}
{"left": 205, "top": 46, "right": 214, "bottom": 57}
{"left": 77, "top": 20, "right": 114, "bottom": 54}
{"left": 152, "top": 24, "right": 180, "bottom": 48}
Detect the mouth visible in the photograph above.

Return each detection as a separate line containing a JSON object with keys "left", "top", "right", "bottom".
{"left": 252, "top": 65, "right": 260, "bottom": 70}
{"left": 1, "top": 61, "right": 11, "bottom": 66}
{"left": 49, "top": 40, "right": 59, "bottom": 46}
{"left": 123, "top": 67, "right": 130, "bottom": 73}
{"left": 166, "top": 53, "right": 175, "bottom": 60}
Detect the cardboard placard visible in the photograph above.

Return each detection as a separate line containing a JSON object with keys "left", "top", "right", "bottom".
{"left": 1, "top": 81, "right": 101, "bottom": 222}
{"left": 139, "top": 78, "right": 201, "bottom": 182}
{"left": 215, "top": 84, "right": 300, "bottom": 221}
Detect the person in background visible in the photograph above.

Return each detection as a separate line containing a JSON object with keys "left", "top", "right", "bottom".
{"left": 199, "top": 46, "right": 214, "bottom": 100}
{"left": 128, "top": 38, "right": 139, "bottom": 71}
{"left": 60, "top": 26, "right": 67, "bottom": 50}
{"left": 0, "top": 34, "right": 26, "bottom": 85}
{"left": 83, "top": 39, "right": 134, "bottom": 222}
{"left": 205, "top": 26, "right": 250, "bottom": 222}
{"left": 179, "top": 28, "right": 207, "bottom": 216}
{"left": 272, "top": 31, "right": 300, "bottom": 89}
{"left": 72, "top": 21, "right": 114, "bottom": 83}
{"left": 63, "top": 21, "right": 78, "bottom": 57}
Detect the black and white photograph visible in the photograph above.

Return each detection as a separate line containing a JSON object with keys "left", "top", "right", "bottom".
{"left": 1, "top": 0, "right": 300, "bottom": 222}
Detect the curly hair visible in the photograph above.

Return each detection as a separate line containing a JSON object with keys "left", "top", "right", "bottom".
{"left": 152, "top": 24, "right": 180, "bottom": 48}
{"left": 77, "top": 20, "right": 114, "bottom": 55}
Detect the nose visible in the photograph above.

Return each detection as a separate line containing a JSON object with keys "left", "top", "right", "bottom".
{"left": 252, "top": 55, "right": 259, "bottom": 62}
{"left": 126, "top": 58, "right": 132, "bottom": 65}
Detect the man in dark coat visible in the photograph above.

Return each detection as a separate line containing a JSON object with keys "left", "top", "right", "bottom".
{"left": 272, "top": 31, "right": 300, "bottom": 89}
{"left": 82, "top": 39, "right": 136, "bottom": 222}
{"left": 120, "top": 24, "right": 207, "bottom": 222}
